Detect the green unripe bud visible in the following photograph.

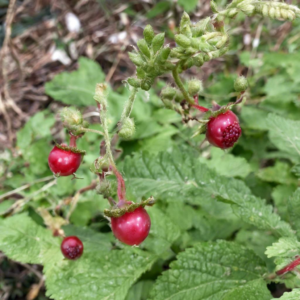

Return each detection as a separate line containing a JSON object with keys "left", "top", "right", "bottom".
{"left": 96, "top": 180, "right": 112, "bottom": 198}
{"left": 175, "top": 34, "right": 191, "bottom": 48}
{"left": 162, "top": 61, "right": 175, "bottom": 71}
{"left": 60, "top": 107, "right": 83, "bottom": 126}
{"left": 234, "top": 76, "right": 248, "bottom": 92}
{"left": 227, "top": 8, "right": 238, "bottom": 18}
{"left": 136, "top": 67, "right": 146, "bottom": 79}
{"left": 127, "top": 77, "right": 141, "bottom": 88}
{"left": 182, "top": 58, "right": 194, "bottom": 70}
{"left": 90, "top": 155, "right": 110, "bottom": 174}
{"left": 192, "top": 54, "right": 204, "bottom": 67}
{"left": 152, "top": 33, "right": 165, "bottom": 54}
{"left": 141, "top": 78, "right": 154, "bottom": 91}
{"left": 180, "top": 12, "right": 192, "bottom": 38}
{"left": 161, "top": 86, "right": 176, "bottom": 100}
{"left": 158, "top": 46, "right": 171, "bottom": 62}
{"left": 216, "top": 34, "right": 229, "bottom": 49}
{"left": 188, "top": 79, "right": 203, "bottom": 96}
{"left": 192, "top": 17, "right": 210, "bottom": 37}
{"left": 128, "top": 52, "right": 144, "bottom": 66}
{"left": 161, "top": 98, "right": 173, "bottom": 109}
{"left": 119, "top": 117, "right": 135, "bottom": 139}
{"left": 137, "top": 39, "right": 151, "bottom": 58}
{"left": 237, "top": 2, "right": 255, "bottom": 15}
{"left": 174, "top": 90, "right": 184, "bottom": 103}
{"left": 143, "top": 24, "right": 155, "bottom": 45}
{"left": 94, "top": 83, "right": 108, "bottom": 105}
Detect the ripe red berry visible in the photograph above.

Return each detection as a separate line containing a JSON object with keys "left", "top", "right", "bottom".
{"left": 206, "top": 110, "right": 241, "bottom": 149}
{"left": 111, "top": 207, "right": 151, "bottom": 246}
{"left": 61, "top": 236, "right": 84, "bottom": 260}
{"left": 48, "top": 145, "right": 82, "bottom": 176}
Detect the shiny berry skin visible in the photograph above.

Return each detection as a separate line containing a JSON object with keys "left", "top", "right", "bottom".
{"left": 61, "top": 236, "right": 83, "bottom": 260}
{"left": 206, "top": 110, "right": 241, "bottom": 149}
{"left": 48, "top": 145, "right": 82, "bottom": 176}
{"left": 111, "top": 207, "right": 151, "bottom": 246}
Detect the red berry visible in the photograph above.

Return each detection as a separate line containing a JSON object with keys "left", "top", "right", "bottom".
{"left": 111, "top": 207, "right": 151, "bottom": 246}
{"left": 48, "top": 145, "right": 82, "bottom": 176}
{"left": 61, "top": 236, "right": 83, "bottom": 260}
{"left": 206, "top": 110, "right": 241, "bottom": 149}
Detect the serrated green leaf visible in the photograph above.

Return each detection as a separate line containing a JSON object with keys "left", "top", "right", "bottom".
{"left": 265, "top": 236, "right": 300, "bottom": 259}
{"left": 45, "top": 57, "right": 105, "bottom": 106}
{"left": 272, "top": 289, "right": 300, "bottom": 299}
{"left": 149, "top": 241, "right": 271, "bottom": 300}
{"left": 199, "top": 147, "right": 251, "bottom": 178}
{"left": 125, "top": 280, "right": 154, "bottom": 300}
{"left": 267, "top": 114, "right": 300, "bottom": 163}
{"left": 0, "top": 213, "right": 61, "bottom": 264}
{"left": 46, "top": 247, "right": 156, "bottom": 300}
{"left": 124, "top": 150, "right": 293, "bottom": 237}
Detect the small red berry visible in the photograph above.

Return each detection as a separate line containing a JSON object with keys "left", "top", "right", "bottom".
{"left": 206, "top": 110, "right": 241, "bottom": 149}
{"left": 111, "top": 207, "right": 151, "bottom": 246}
{"left": 61, "top": 236, "right": 83, "bottom": 260}
{"left": 48, "top": 145, "right": 82, "bottom": 176}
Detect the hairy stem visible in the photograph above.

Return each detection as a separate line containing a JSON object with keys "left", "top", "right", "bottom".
{"left": 96, "top": 102, "right": 127, "bottom": 202}
{"left": 276, "top": 257, "right": 300, "bottom": 276}
{"left": 120, "top": 87, "right": 138, "bottom": 123}
{"left": 80, "top": 127, "right": 104, "bottom": 135}
{"left": 172, "top": 63, "right": 195, "bottom": 105}
{"left": 69, "top": 135, "right": 77, "bottom": 147}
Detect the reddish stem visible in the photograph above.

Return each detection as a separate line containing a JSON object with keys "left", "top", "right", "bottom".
{"left": 110, "top": 164, "right": 126, "bottom": 204}
{"left": 276, "top": 257, "right": 300, "bottom": 276}
{"left": 69, "top": 134, "right": 77, "bottom": 147}
{"left": 194, "top": 95, "right": 199, "bottom": 105}
{"left": 192, "top": 104, "right": 209, "bottom": 112}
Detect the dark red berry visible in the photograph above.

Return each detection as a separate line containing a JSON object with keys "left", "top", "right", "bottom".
{"left": 206, "top": 110, "right": 241, "bottom": 149}
{"left": 111, "top": 207, "right": 151, "bottom": 246}
{"left": 61, "top": 236, "right": 83, "bottom": 260}
{"left": 48, "top": 145, "right": 82, "bottom": 176}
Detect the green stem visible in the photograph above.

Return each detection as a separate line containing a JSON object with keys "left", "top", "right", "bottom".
{"left": 120, "top": 87, "right": 138, "bottom": 123}
{"left": 80, "top": 128, "right": 104, "bottom": 136}
{"left": 172, "top": 63, "right": 195, "bottom": 105}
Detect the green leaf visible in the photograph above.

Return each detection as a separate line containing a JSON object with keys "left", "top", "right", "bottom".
{"left": 272, "top": 289, "right": 300, "bottom": 299}
{"left": 288, "top": 188, "right": 300, "bottom": 234}
{"left": 0, "top": 214, "right": 156, "bottom": 300}
{"left": 124, "top": 150, "right": 293, "bottom": 237}
{"left": 125, "top": 280, "right": 154, "bottom": 300}
{"left": 267, "top": 114, "right": 300, "bottom": 163}
{"left": 16, "top": 110, "right": 55, "bottom": 150}
{"left": 0, "top": 213, "right": 61, "bottom": 264}
{"left": 178, "top": 0, "right": 198, "bottom": 12}
{"left": 149, "top": 241, "right": 271, "bottom": 300}
{"left": 143, "top": 206, "right": 180, "bottom": 255}
{"left": 46, "top": 247, "right": 156, "bottom": 300}
{"left": 146, "top": 1, "right": 171, "bottom": 19}
{"left": 256, "top": 161, "right": 297, "bottom": 185}
{"left": 265, "top": 236, "right": 300, "bottom": 259}
{"left": 45, "top": 57, "right": 105, "bottom": 106}
{"left": 199, "top": 147, "right": 251, "bottom": 178}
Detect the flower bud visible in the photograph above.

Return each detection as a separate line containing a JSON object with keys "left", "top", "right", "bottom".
{"left": 174, "top": 90, "right": 184, "bottom": 103}
{"left": 143, "top": 24, "right": 155, "bottom": 45}
{"left": 188, "top": 79, "right": 203, "bottom": 96}
{"left": 179, "top": 12, "right": 192, "bottom": 37}
{"left": 158, "top": 46, "right": 171, "bottom": 62}
{"left": 96, "top": 180, "right": 113, "bottom": 198}
{"left": 94, "top": 83, "right": 108, "bottom": 105}
{"left": 161, "top": 86, "right": 176, "bottom": 100}
{"left": 141, "top": 77, "right": 154, "bottom": 91}
{"left": 237, "top": 2, "right": 255, "bottom": 15}
{"left": 119, "top": 117, "right": 135, "bottom": 139}
{"left": 152, "top": 33, "right": 165, "bottom": 54}
{"left": 137, "top": 39, "right": 151, "bottom": 58}
{"left": 192, "top": 54, "right": 204, "bottom": 67}
{"left": 234, "top": 76, "right": 248, "bottom": 92}
{"left": 60, "top": 107, "right": 83, "bottom": 126}
{"left": 128, "top": 52, "right": 144, "bottom": 67}
{"left": 192, "top": 17, "right": 210, "bottom": 37}
{"left": 161, "top": 98, "right": 173, "bottom": 109}
{"left": 182, "top": 58, "right": 194, "bottom": 70}
{"left": 175, "top": 34, "right": 191, "bottom": 48}
{"left": 127, "top": 77, "right": 141, "bottom": 88}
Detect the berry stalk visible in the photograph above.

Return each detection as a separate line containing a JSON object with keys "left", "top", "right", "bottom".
{"left": 276, "top": 257, "right": 300, "bottom": 276}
